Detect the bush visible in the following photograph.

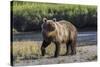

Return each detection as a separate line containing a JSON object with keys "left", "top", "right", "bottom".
{"left": 13, "top": 28, "right": 17, "bottom": 32}
{"left": 11, "top": 1, "right": 97, "bottom": 32}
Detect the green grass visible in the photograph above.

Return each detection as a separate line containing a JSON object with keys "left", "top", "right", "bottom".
{"left": 11, "top": 1, "right": 97, "bottom": 32}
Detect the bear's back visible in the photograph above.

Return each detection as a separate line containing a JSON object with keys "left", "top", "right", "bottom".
{"left": 58, "top": 20, "right": 77, "bottom": 32}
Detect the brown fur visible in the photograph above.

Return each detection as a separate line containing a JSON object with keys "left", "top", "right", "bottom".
{"left": 41, "top": 18, "right": 77, "bottom": 57}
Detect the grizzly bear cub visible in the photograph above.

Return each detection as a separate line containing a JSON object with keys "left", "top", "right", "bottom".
{"left": 41, "top": 18, "right": 77, "bottom": 57}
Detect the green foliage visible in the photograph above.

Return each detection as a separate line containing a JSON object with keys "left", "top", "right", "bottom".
{"left": 11, "top": 1, "right": 97, "bottom": 32}
{"left": 13, "top": 28, "right": 17, "bottom": 32}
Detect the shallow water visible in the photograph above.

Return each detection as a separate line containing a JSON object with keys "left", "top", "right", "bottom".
{"left": 78, "top": 32, "right": 97, "bottom": 42}
{"left": 12, "top": 31, "right": 97, "bottom": 45}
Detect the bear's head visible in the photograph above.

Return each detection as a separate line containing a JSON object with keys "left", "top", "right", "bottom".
{"left": 41, "top": 18, "right": 57, "bottom": 38}
{"left": 42, "top": 18, "right": 56, "bottom": 32}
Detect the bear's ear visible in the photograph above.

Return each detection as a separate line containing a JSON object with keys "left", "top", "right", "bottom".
{"left": 43, "top": 18, "right": 47, "bottom": 23}
{"left": 53, "top": 18, "right": 56, "bottom": 22}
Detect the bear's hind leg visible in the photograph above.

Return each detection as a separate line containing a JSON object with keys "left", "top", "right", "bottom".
{"left": 70, "top": 41, "right": 76, "bottom": 55}
{"left": 65, "top": 41, "right": 71, "bottom": 55}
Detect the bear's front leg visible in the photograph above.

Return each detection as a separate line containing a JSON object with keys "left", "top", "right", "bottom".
{"left": 54, "top": 42, "right": 60, "bottom": 57}
{"left": 41, "top": 40, "right": 51, "bottom": 56}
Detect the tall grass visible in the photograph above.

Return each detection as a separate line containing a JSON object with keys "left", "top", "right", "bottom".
{"left": 12, "top": 41, "right": 66, "bottom": 62}
{"left": 11, "top": 1, "right": 97, "bottom": 32}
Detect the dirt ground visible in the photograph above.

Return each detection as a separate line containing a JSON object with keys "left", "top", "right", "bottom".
{"left": 14, "top": 45, "right": 97, "bottom": 66}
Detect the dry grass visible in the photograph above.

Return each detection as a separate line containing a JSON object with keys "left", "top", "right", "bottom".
{"left": 12, "top": 41, "right": 66, "bottom": 62}
{"left": 13, "top": 41, "right": 41, "bottom": 60}
{"left": 12, "top": 41, "right": 97, "bottom": 65}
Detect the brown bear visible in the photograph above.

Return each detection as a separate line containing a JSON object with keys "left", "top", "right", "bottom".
{"left": 41, "top": 18, "right": 77, "bottom": 57}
